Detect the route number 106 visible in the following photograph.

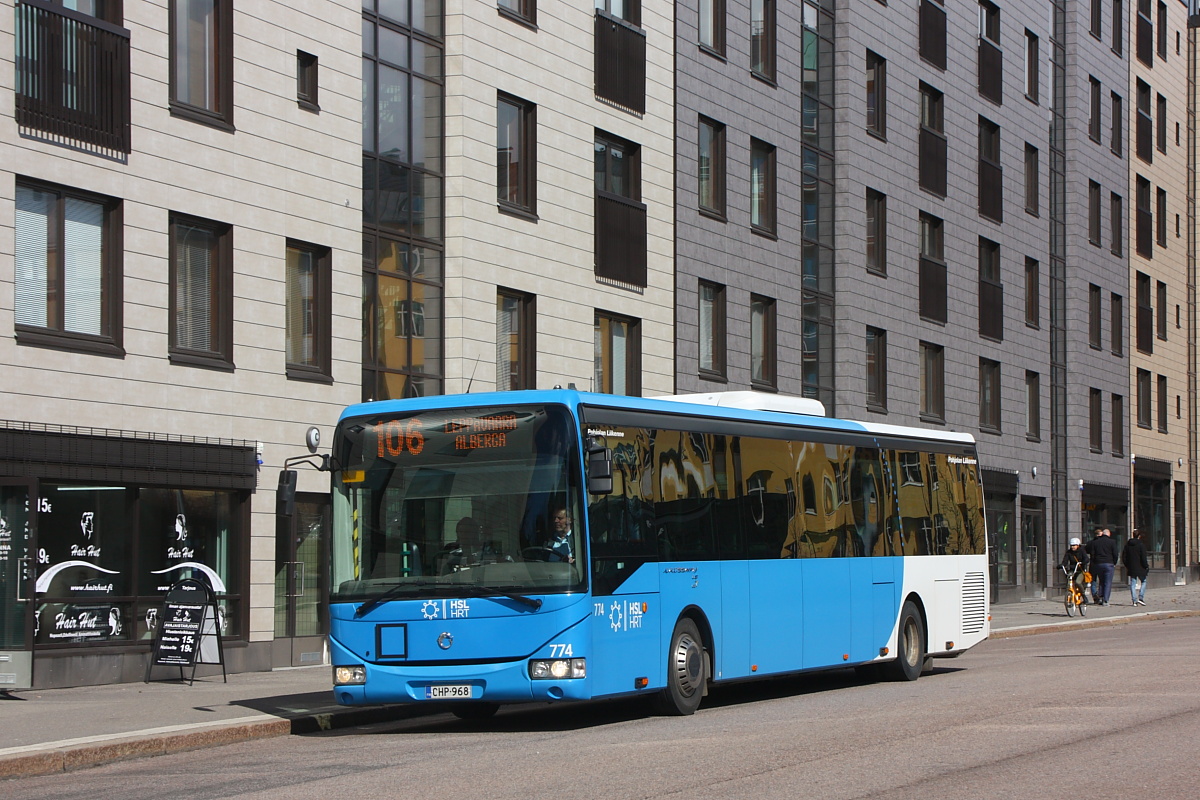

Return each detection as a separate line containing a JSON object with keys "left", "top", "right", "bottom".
{"left": 377, "top": 419, "right": 426, "bottom": 457}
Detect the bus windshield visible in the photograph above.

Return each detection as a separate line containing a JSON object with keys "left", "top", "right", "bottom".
{"left": 329, "top": 403, "right": 585, "bottom": 603}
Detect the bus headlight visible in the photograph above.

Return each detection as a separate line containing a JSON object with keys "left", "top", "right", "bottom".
{"left": 334, "top": 665, "right": 366, "bottom": 685}
{"left": 529, "top": 658, "right": 586, "bottom": 679}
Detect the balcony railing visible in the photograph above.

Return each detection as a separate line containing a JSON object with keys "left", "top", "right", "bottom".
{"left": 595, "top": 191, "right": 647, "bottom": 288}
{"left": 595, "top": 12, "right": 646, "bottom": 114}
{"left": 15, "top": 0, "right": 131, "bottom": 157}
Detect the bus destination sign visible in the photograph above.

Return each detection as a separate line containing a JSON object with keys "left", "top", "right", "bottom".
{"left": 375, "top": 413, "right": 519, "bottom": 457}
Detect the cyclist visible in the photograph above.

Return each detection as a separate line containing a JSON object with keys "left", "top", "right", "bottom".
{"left": 1060, "top": 537, "right": 1090, "bottom": 603}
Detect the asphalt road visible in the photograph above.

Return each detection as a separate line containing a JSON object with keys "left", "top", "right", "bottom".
{"left": 9, "top": 618, "right": 1200, "bottom": 799}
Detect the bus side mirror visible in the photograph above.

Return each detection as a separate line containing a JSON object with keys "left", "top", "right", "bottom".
{"left": 277, "top": 469, "right": 298, "bottom": 517}
{"left": 586, "top": 439, "right": 613, "bottom": 495}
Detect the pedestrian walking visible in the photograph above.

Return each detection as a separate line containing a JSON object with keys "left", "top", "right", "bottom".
{"left": 1123, "top": 529, "right": 1150, "bottom": 606}
{"left": 1084, "top": 527, "right": 1104, "bottom": 604}
{"left": 1088, "top": 528, "right": 1120, "bottom": 606}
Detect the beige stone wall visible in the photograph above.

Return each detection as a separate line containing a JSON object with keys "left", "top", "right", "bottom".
{"left": 442, "top": 0, "right": 675, "bottom": 396}
{"left": 0, "top": 2, "right": 364, "bottom": 643}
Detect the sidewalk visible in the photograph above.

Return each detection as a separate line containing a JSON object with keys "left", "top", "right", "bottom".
{"left": 5, "top": 581, "right": 1200, "bottom": 781}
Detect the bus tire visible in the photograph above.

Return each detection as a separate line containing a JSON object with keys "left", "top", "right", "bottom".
{"left": 451, "top": 702, "right": 499, "bottom": 721}
{"left": 884, "top": 600, "right": 924, "bottom": 682}
{"left": 656, "top": 617, "right": 705, "bottom": 716}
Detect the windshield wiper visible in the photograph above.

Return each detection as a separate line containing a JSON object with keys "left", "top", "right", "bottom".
{"left": 459, "top": 584, "right": 543, "bottom": 610}
{"left": 353, "top": 579, "right": 437, "bottom": 618}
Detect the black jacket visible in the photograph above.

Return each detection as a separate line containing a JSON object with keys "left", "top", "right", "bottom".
{"left": 1122, "top": 537, "right": 1150, "bottom": 579}
{"left": 1086, "top": 535, "right": 1120, "bottom": 566}
{"left": 1060, "top": 546, "right": 1089, "bottom": 572}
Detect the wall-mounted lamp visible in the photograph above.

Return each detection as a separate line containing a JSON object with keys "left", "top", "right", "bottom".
{"left": 1179, "top": 458, "right": 1185, "bottom": 468}
{"left": 1078, "top": 479, "right": 1085, "bottom": 490}
{"left": 1031, "top": 467, "right": 1038, "bottom": 478}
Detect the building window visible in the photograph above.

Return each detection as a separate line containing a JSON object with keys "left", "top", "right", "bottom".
{"left": 1026, "top": 371, "right": 1040, "bottom": 441}
{"left": 1089, "top": 283, "right": 1103, "bottom": 349}
{"left": 296, "top": 50, "right": 318, "bottom": 111}
{"left": 1114, "top": 0, "right": 1124, "bottom": 55}
{"left": 1157, "top": 374, "right": 1168, "bottom": 432}
{"left": 1137, "top": 368, "right": 1152, "bottom": 428}
{"left": 866, "top": 189, "right": 887, "bottom": 275}
{"left": 1090, "top": 388, "right": 1103, "bottom": 451}
{"left": 1112, "top": 394, "right": 1124, "bottom": 456}
{"left": 169, "top": 214, "right": 232, "bottom": 369}
{"left": 978, "top": 238, "right": 1002, "bottom": 342}
{"left": 920, "top": 0, "right": 947, "bottom": 70}
{"left": 1157, "top": 2, "right": 1168, "bottom": 59}
{"left": 750, "top": 295, "right": 776, "bottom": 389}
{"left": 499, "top": 0, "right": 535, "bottom": 25}
{"left": 698, "top": 281, "right": 726, "bottom": 378}
{"left": 1111, "top": 293, "right": 1124, "bottom": 355}
{"left": 285, "top": 241, "right": 331, "bottom": 381}
{"left": 699, "top": 0, "right": 725, "bottom": 54}
{"left": 698, "top": 116, "right": 726, "bottom": 217}
{"left": 1156, "top": 188, "right": 1168, "bottom": 247}
{"left": 979, "top": 358, "right": 1001, "bottom": 432}
{"left": 919, "top": 213, "right": 946, "bottom": 323}
{"left": 1090, "top": 0, "right": 1102, "bottom": 37}
{"left": 1111, "top": 92, "right": 1123, "bottom": 155}
{"left": 1136, "top": 176, "right": 1153, "bottom": 257}
{"left": 1024, "top": 29, "right": 1039, "bottom": 102}
{"left": 594, "top": 131, "right": 647, "bottom": 287}
{"left": 979, "top": 117, "right": 1002, "bottom": 222}
{"left": 919, "top": 83, "right": 947, "bottom": 196}
{"left": 169, "top": 0, "right": 233, "bottom": 128}
{"left": 1137, "top": 81, "right": 1153, "bottom": 163}
{"left": 1089, "top": 76, "right": 1102, "bottom": 142}
{"left": 866, "top": 327, "right": 887, "bottom": 412}
{"left": 1157, "top": 94, "right": 1168, "bottom": 153}
{"left": 497, "top": 289, "right": 535, "bottom": 391}
{"left": 1157, "top": 280, "right": 1168, "bottom": 339}
{"left": 497, "top": 93, "right": 536, "bottom": 214}
{"left": 1024, "top": 144, "right": 1039, "bottom": 215}
{"left": 1137, "top": 0, "right": 1153, "bottom": 66}
{"left": 14, "top": 180, "right": 123, "bottom": 356}
{"left": 750, "top": 138, "right": 776, "bottom": 235}
{"left": 1025, "top": 256, "right": 1039, "bottom": 328}
{"left": 1137, "top": 272, "right": 1153, "bottom": 353}
{"left": 866, "top": 50, "right": 887, "bottom": 139}
{"left": 1110, "top": 193, "right": 1123, "bottom": 256}
{"left": 594, "top": 311, "right": 640, "bottom": 395}
{"left": 1089, "top": 181, "right": 1102, "bottom": 246}
{"left": 750, "top": 0, "right": 775, "bottom": 82}
{"left": 920, "top": 341, "right": 945, "bottom": 422}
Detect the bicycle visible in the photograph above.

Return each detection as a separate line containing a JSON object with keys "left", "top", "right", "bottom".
{"left": 1062, "top": 563, "right": 1090, "bottom": 617}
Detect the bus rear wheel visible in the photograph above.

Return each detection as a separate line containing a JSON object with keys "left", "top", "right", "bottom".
{"left": 655, "top": 617, "right": 705, "bottom": 716}
{"left": 884, "top": 600, "right": 924, "bottom": 682}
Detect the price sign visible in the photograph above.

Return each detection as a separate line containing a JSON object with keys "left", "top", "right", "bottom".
{"left": 150, "top": 579, "right": 208, "bottom": 668}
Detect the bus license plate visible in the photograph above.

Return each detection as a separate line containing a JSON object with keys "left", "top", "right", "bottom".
{"left": 425, "top": 684, "right": 472, "bottom": 699}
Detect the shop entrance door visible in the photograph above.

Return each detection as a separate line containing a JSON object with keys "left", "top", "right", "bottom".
{"left": 273, "top": 494, "right": 330, "bottom": 667}
{"left": 1021, "top": 500, "right": 1046, "bottom": 600}
{"left": 0, "top": 480, "right": 36, "bottom": 690}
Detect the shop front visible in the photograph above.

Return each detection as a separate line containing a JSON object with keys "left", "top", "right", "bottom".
{"left": 0, "top": 422, "right": 258, "bottom": 689}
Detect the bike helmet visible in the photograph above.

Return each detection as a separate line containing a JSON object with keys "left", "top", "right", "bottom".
{"left": 1069, "top": 537, "right": 1081, "bottom": 545}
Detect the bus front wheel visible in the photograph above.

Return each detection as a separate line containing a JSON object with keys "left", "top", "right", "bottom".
{"left": 884, "top": 600, "right": 925, "bottom": 682}
{"left": 656, "top": 617, "right": 706, "bottom": 716}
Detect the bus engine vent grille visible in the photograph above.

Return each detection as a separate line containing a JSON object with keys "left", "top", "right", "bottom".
{"left": 961, "top": 572, "right": 987, "bottom": 634}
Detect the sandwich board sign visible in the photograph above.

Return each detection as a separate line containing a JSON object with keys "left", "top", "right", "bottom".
{"left": 145, "top": 578, "right": 226, "bottom": 685}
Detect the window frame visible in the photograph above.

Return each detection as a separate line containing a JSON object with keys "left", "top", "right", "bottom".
{"left": 750, "top": 0, "right": 776, "bottom": 83}
{"left": 594, "top": 310, "right": 641, "bottom": 396}
{"left": 698, "top": 280, "right": 727, "bottom": 379}
{"left": 13, "top": 178, "right": 124, "bottom": 357}
{"left": 498, "top": 0, "right": 536, "bottom": 27}
{"left": 1024, "top": 29, "right": 1039, "bottom": 102}
{"left": 920, "top": 340, "right": 945, "bottom": 423}
{"left": 866, "top": 50, "right": 887, "bottom": 139}
{"left": 750, "top": 137, "right": 777, "bottom": 236}
{"left": 497, "top": 288, "right": 537, "bottom": 391}
{"left": 285, "top": 239, "right": 332, "bottom": 382}
{"left": 866, "top": 326, "right": 888, "bottom": 413}
{"left": 1089, "top": 387, "right": 1104, "bottom": 452}
{"left": 1025, "top": 256, "right": 1039, "bottom": 329}
{"left": 1137, "top": 368, "right": 1152, "bottom": 428}
{"left": 750, "top": 294, "right": 777, "bottom": 390}
{"left": 296, "top": 50, "right": 319, "bottom": 112}
{"left": 979, "top": 358, "right": 1001, "bottom": 433}
{"left": 168, "top": 0, "right": 234, "bottom": 130}
{"left": 1024, "top": 143, "right": 1039, "bottom": 216}
{"left": 497, "top": 92, "right": 538, "bottom": 217}
{"left": 866, "top": 188, "right": 887, "bottom": 276}
{"left": 168, "top": 212, "right": 234, "bottom": 370}
{"left": 1110, "top": 192, "right": 1124, "bottom": 256}
{"left": 698, "top": 116, "right": 726, "bottom": 218}
{"left": 1026, "top": 370, "right": 1041, "bottom": 441}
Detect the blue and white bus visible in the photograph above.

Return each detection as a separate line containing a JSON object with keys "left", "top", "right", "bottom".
{"left": 326, "top": 389, "right": 988, "bottom": 716}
